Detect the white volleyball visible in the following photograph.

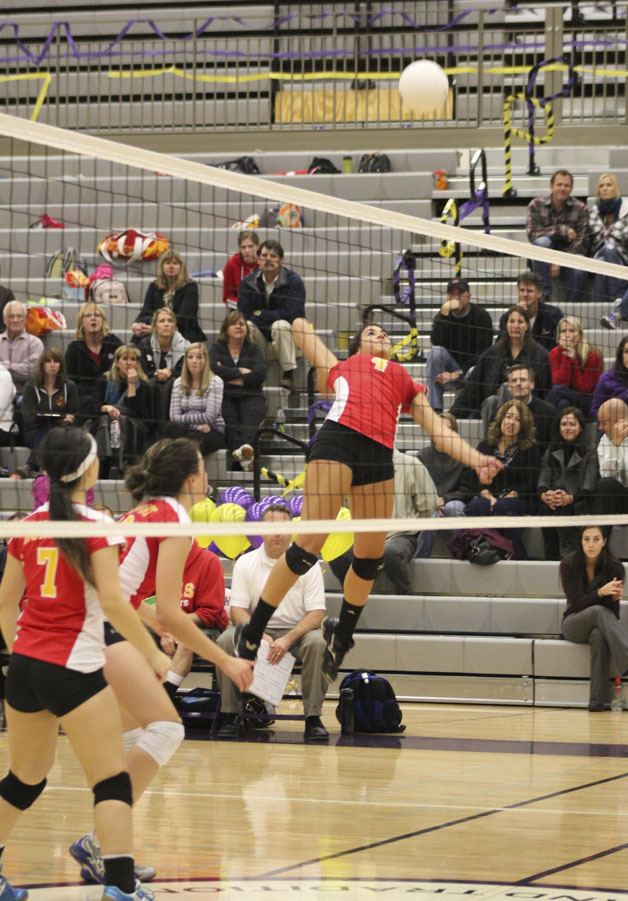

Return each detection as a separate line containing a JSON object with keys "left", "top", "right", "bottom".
{"left": 398, "top": 60, "right": 449, "bottom": 114}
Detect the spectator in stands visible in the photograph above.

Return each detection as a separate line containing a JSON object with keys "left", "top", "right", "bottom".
{"left": 238, "top": 239, "right": 305, "bottom": 391}
{"left": 425, "top": 277, "right": 493, "bottom": 412}
{"left": 215, "top": 504, "right": 329, "bottom": 743}
{"left": 223, "top": 230, "right": 260, "bottom": 310}
{"left": 460, "top": 399, "right": 540, "bottom": 559}
{"left": 526, "top": 169, "right": 590, "bottom": 301}
{"left": 0, "top": 265, "right": 15, "bottom": 331}
{"left": 132, "top": 250, "right": 206, "bottom": 344}
{"left": 590, "top": 398, "right": 628, "bottom": 523}
{"left": 416, "top": 413, "right": 473, "bottom": 558}
{"left": 546, "top": 316, "right": 603, "bottom": 418}
{"left": 498, "top": 271, "right": 563, "bottom": 351}
{"left": 561, "top": 526, "right": 627, "bottom": 711}
{"left": 0, "top": 301, "right": 44, "bottom": 392}
{"left": 21, "top": 348, "right": 79, "bottom": 466}
{"left": 138, "top": 308, "right": 189, "bottom": 382}
{"left": 591, "top": 336, "right": 628, "bottom": 419}
{"left": 0, "top": 365, "right": 15, "bottom": 448}
{"left": 329, "top": 448, "right": 438, "bottom": 594}
{"left": 138, "top": 308, "right": 189, "bottom": 422}
{"left": 588, "top": 173, "right": 628, "bottom": 309}
{"left": 482, "top": 364, "right": 555, "bottom": 452}
{"left": 161, "top": 541, "right": 228, "bottom": 702}
{"left": 87, "top": 344, "right": 156, "bottom": 477}
{"left": 64, "top": 302, "right": 123, "bottom": 409}
{"left": 451, "top": 306, "right": 550, "bottom": 419}
{"left": 209, "top": 310, "right": 267, "bottom": 472}
{"left": 166, "top": 342, "right": 227, "bottom": 458}
{"left": 537, "top": 407, "right": 599, "bottom": 559}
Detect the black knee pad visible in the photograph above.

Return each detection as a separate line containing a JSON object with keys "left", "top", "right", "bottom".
{"left": 285, "top": 542, "right": 319, "bottom": 576}
{"left": 0, "top": 770, "right": 46, "bottom": 810}
{"left": 352, "top": 555, "right": 384, "bottom": 581}
{"left": 93, "top": 771, "right": 133, "bottom": 808}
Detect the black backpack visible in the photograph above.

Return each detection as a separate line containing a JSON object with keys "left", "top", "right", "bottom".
{"left": 308, "top": 157, "right": 341, "bottom": 174}
{"left": 335, "top": 671, "right": 405, "bottom": 733}
{"left": 213, "top": 156, "right": 261, "bottom": 175}
{"left": 176, "top": 688, "right": 221, "bottom": 729}
{"left": 358, "top": 152, "right": 392, "bottom": 173}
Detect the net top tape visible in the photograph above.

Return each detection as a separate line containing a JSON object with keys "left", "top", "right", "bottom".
{"left": 0, "top": 514, "right": 624, "bottom": 540}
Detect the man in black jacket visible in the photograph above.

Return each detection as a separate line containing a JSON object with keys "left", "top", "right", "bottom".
{"left": 498, "top": 271, "right": 563, "bottom": 351}
{"left": 425, "top": 278, "right": 494, "bottom": 412}
{"left": 237, "top": 240, "right": 305, "bottom": 390}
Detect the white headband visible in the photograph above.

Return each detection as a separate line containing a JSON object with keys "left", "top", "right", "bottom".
{"left": 58, "top": 434, "right": 98, "bottom": 483}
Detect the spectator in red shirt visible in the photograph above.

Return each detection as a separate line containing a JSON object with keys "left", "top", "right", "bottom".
{"left": 161, "top": 542, "right": 228, "bottom": 700}
{"left": 547, "top": 316, "right": 603, "bottom": 418}
{"left": 222, "top": 230, "right": 260, "bottom": 310}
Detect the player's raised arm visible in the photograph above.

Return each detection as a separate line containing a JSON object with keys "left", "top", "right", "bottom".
{"left": 411, "top": 391, "right": 503, "bottom": 484}
{"left": 292, "top": 317, "right": 338, "bottom": 396}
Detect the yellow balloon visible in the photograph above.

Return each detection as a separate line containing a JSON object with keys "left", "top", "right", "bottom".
{"left": 189, "top": 498, "right": 217, "bottom": 548}
{"left": 190, "top": 497, "right": 216, "bottom": 521}
{"left": 211, "top": 503, "right": 250, "bottom": 559}
{"left": 321, "top": 507, "right": 353, "bottom": 562}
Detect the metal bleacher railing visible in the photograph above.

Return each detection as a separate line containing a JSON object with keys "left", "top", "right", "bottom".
{"left": 0, "top": 1, "right": 626, "bottom": 134}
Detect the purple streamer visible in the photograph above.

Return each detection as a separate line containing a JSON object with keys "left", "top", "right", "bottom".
{"left": 0, "top": 5, "right": 624, "bottom": 68}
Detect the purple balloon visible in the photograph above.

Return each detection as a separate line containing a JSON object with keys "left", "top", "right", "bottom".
{"left": 288, "top": 495, "right": 303, "bottom": 517}
{"left": 218, "top": 487, "right": 255, "bottom": 510}
{"left": 246, "top": 495, "right": 287, "bottom": 549}
{"left": 207, "top": 541, "right": 225, "bottom": 558}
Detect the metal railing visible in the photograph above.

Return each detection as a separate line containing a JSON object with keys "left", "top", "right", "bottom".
{"left": 0, "top": 1, "right": 625, "bottom": 133}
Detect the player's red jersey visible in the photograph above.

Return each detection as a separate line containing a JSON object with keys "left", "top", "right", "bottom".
{"left": 180, "top": 542, "right": 227, "bottom": 630}
{"left": 8, "top": 505, "right": 124, "bottom": 672}
{"left": 119, "top": 496, "right": 190, "bottom": 609}
{"left": 326, "top": 353, "right": 424, "bottom": 448}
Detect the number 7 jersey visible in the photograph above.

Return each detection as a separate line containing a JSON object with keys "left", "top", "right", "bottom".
{"left": 8, "top": 504, "right": 124, "bottom": 672}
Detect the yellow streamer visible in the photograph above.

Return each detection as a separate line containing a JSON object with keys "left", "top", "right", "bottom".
{"left": 0, "top": 72, "right": 51, "bottom": 122}
{"left": 106, "top": 61, "right": 628, "bottom": 84}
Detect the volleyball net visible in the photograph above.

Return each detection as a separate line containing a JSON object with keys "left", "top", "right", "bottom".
{"left": 0, "top": 112, "right": 626, "bottom": 555}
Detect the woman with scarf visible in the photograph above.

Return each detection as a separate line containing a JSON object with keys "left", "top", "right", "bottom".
{"left": 589, "top": 173, "right": 628, "bottom": 307}
{"left": 457, "top": 399, "right": 540, "bottom": 559}
{"left": 87, "top": 345, "right": 156, "bottom": 477}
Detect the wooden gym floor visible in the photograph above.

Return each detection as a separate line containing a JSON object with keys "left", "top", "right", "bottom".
{"left": 2, "top": 700, "right": 628, "bottom": 900}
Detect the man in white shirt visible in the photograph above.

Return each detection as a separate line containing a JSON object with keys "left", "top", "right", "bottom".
{"left": 0, "top": 301, "right": 44, "bottom": 391}
{"left": 215, "top": 504, "right": 329, "bottom": 742}
{"left": 591, "top": 398, "right": 628, "bottom": 521}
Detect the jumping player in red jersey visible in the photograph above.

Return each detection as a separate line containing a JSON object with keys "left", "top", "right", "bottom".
{"left": 234, "top": 319, "right": 502, "bottom": 679}
{"left": 0, "top": 426, "right": 169, "bottom": 901}
{"left": 69, "top": 437, "right": 253, "bottom": 886}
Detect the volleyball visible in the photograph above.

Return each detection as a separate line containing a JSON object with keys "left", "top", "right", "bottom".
{"left": 398, "top": 60, "right": 449, "bottom": 114}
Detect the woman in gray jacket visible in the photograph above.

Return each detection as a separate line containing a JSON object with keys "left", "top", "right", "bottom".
{"left": 537, "top": 406, "right": 599, "bottom": 559}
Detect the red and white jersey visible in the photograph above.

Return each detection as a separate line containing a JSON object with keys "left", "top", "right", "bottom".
{"left": 8, "top": 505, "right": 124, "bottom": 672}
{"left": 119, "top": 496, "right": 191, "bottom": 609}
{"left": 180, "top": 542, "right": 227, "bottom": 630}
{"left": 326, "top": 353, "right": 424, "bottom": 448}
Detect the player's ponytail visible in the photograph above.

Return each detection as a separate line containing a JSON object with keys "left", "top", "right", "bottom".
{"left": 125, "top": 437, "right": 201, "bottom": 502}
{"left": 38, "top": 427, "right": 97, "bottom": 584}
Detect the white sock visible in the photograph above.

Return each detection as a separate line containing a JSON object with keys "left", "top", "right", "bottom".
{"left": 166, "top": 671, "right": 184, "bottom": 687}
